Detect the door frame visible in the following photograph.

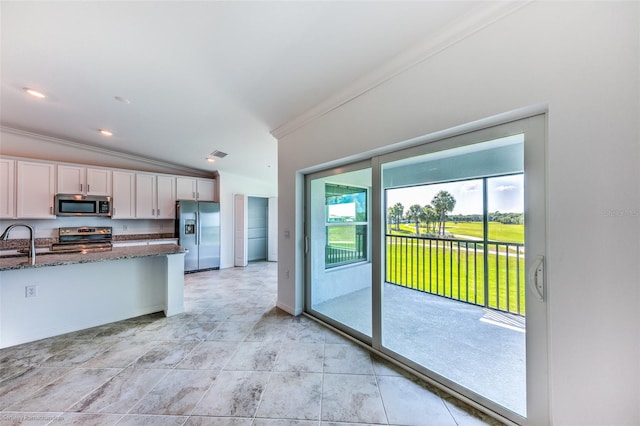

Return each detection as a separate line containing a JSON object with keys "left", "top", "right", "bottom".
{"left": 303, "top": 114, "right": 549, "bottom": 425}
{"left": 304, "top": 159, "right": 373, "bottom": 344}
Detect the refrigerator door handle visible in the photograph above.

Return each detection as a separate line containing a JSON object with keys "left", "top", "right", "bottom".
{"left": 195, "top": 211, "right": 199, "bottom": 245}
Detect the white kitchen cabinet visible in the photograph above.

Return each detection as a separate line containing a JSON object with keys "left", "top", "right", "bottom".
{"left": 156, "top": 175, "right": 176, "bottom": 219}
{"left": 136, "top": 173, "right": 155, "bottom": 219}
{"left": 112, "top": 171, "right": 136, "bottom": 218}
{"left": 196, "top": 178, "right": 216, "bottom": 201}
{"left": 57, "top": 165, "right": 111, "bottom": 195}
{"left": 136, "top": 173, "right": 175, "bottom": 219}
{"left": 86, "top": 168, "right": 112, "bottom": 195}
{"left": 0, "top": 158, "right": 16, "bottom": 218}
{"left": 175, "top": 177, "right": 216, "bottom": 201}
{"left": 16, "top": 161, "right": 56, "bottom": 218}
{"left": 175, "top": 177, "right": 196, "bottom": 200}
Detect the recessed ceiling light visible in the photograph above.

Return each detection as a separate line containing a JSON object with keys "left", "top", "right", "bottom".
{"left": 99, "top": 129, "right": 113, "bottom": 137}
{"left": 206, "top": 158, "right": 215, "bottom": 163}
{"left": 24, "top": 88, "right": 46, "bottom": 99}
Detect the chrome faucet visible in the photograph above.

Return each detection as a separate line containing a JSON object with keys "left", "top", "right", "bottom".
{"left": 1, "top": 223, "right": 36, "bottom": 265}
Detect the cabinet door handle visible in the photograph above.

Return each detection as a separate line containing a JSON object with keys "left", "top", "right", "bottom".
{"left": 113, "top": 207, "right": 116, "bottom": 216}
{"left": 157, "top": 208, "right": 160, "bottom": 216}
{"left": 152, "top": 208, "right": 155, "bottom": 216}
{"left": 50, "top": 206, "right": 53, "bottom": 215}
{"left": 87, "top": 184, "right": 90, "bottom": 192}
{"left": 192, "top": 191, "right": 195, "bottom": 199}
{"left": 197, "top": 192, "right": 200, "bottom": 199}
{"left": 80, "top": 183, "right": 83, "bottom": 192}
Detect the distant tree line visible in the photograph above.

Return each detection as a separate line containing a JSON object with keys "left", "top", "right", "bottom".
{"left": 449, "top": 212, "right": 524, "bottom": 225}
{"left": 388, "top": 190, "right": 456, "bottom": 236}
{"left": 389, "top": 189, "right": 524, "bottom": 237}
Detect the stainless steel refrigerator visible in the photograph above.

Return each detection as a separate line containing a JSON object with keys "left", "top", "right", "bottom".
{"left": 176, "top": 200, "right": 220, "bottom": 272}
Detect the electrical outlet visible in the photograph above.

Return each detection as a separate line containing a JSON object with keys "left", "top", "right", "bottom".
{"left": 25, "top": 285, "right": 37, "bottom": 298}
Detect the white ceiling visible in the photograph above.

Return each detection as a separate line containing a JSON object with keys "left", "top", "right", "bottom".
{"left": 0, "top": 1, "right": 500, "bottom": 184}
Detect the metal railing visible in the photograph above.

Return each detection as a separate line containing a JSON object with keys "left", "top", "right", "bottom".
{"left": 386, "top": 234, "right": 525, "bottom": 316}
{"left": 326, "top": 232, "right": 367, "bottom": 268}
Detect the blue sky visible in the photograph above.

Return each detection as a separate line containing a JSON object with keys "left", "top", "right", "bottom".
{"left": 385, "top": 174, "right": 523, "bottom": 215}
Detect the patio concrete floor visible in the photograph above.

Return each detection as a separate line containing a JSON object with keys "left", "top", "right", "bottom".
{"left": 313, "top": 283, "right": 526, "bottom": 416}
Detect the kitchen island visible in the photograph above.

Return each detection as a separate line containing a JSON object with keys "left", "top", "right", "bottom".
{"left": 0, "top": 244, "right": 186, "bottom": 349}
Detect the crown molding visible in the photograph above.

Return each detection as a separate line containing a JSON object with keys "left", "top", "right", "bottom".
{"left": 271, "top": 1, "right": 532, "bottom": 140}
{"left": 0, "top": 125, "right": 213, "bottom": 177}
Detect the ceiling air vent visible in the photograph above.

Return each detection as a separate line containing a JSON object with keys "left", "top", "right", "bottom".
{"left": 210, "top": 150, "right": 228, "bottom": 158}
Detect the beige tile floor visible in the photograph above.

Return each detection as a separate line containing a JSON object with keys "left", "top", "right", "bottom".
{"left": 0, "top": 262, "right": 503, "bottom": 425}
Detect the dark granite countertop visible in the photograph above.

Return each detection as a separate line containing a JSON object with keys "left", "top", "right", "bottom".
{"left": 0, "top": 244, "right": 185, "bottom": 272}
{"left": 0, "top": 233, "right": 176, "bottom": 251}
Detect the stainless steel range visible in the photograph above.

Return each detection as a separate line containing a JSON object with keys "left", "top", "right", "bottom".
{"left": 51, "top": 226, "right": 113, "bottom": 253}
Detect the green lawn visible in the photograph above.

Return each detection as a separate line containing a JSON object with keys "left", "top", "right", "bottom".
{"left": 386, "top": 236, "right": 525, "bottom": 315}
{"left": 445, "top": 221, "right": 524, "bottom": 243}
{"left": 327, "top": 225, "right": 358, "bottom": 249}
{"left": 392, "top": 221, "right": 524, "bottom": 244}
{"left": 329, "top": 222, "right": 526, "bottom": 315}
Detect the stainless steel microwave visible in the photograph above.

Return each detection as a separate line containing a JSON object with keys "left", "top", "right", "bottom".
{"left": 54, "top": 194, "right": 112, "bottom": 217}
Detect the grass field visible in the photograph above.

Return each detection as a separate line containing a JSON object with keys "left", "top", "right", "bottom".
{"left": 444, "top": 221, "right": 524, "bottom": 243}
{"left": 327, "top": 221, "right": 526, "bottom": 315}
{"left": 386, "top": 222, "right": 525, "bottom": 315}
{"left": 386, "top": 236, "right": 525, "bottom": 315}
{"left": 392, "top": 221, "right": 524, "bottom": 243}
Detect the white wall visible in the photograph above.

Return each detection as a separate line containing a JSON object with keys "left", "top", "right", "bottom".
{"left": 217, "top": 170, "right": 277, "bottom": 269}
{"left": 276, "top": 2, "right": 639, "bottom": 425}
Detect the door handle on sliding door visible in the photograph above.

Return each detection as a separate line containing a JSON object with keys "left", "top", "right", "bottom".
{"left": 528, "top": 255, "right": 545, "bottom": 301}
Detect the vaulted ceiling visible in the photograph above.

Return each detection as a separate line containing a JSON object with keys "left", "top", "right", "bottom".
{"left": 0, "top": 1, "right": 505, "bottom": 183}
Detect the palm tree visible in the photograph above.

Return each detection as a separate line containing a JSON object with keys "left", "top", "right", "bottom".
{"left": 431, "top": 191, "right": 456, "bottom": 236}
{"left": 422, "top": 204, "right": 438, "bottom": 235}
{"left": 407, "top": 204, "right": 423, "bottom": 235}
{"left": 388, "top": 203, "right": 404, "bottom": 231}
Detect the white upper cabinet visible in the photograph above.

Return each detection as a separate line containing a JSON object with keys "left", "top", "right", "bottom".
{"left": 1, "top": 156, "right": 218, "bottom": 220}
{"left": 87, "top": 168, "right": 112, "bottom": 195}
{"left": 136, "top": 173, "right": 175, "bottom": 219}
{"left": 196, "top": 179, "right": 216, "bottom": 201}
{"left": 176, "top": 177, "right": 196, "bottom": 200}
{"left": 0, "top": 158, "right": 16, "bottom": 218}
{"left": 175, "top": 177, "right": 216, "bottom": 201}
{"left": 156, "top": 175, "right": 176, "bottom": 219}
{"left": 57, "top": 165, "right": 112, "bottom": 195}
{"left": 136, "top": 173, "right": 156, "bottom": 219}
{"left": 16, "top": 160, "right": 56, "bottom": 218}
{"left": 112, "top": 171, "right": 136, "bottom": 219}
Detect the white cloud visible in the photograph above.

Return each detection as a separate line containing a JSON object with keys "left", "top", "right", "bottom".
{"left": 462, "top": 182, "right": 480, "bottom": 192}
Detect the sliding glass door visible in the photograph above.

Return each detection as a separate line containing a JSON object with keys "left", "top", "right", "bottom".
{"left": 304, "top": 115, "right": 548, "bottom": 425}
{"left": 380, "top": 132, "right": 529, "bottom": 417}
